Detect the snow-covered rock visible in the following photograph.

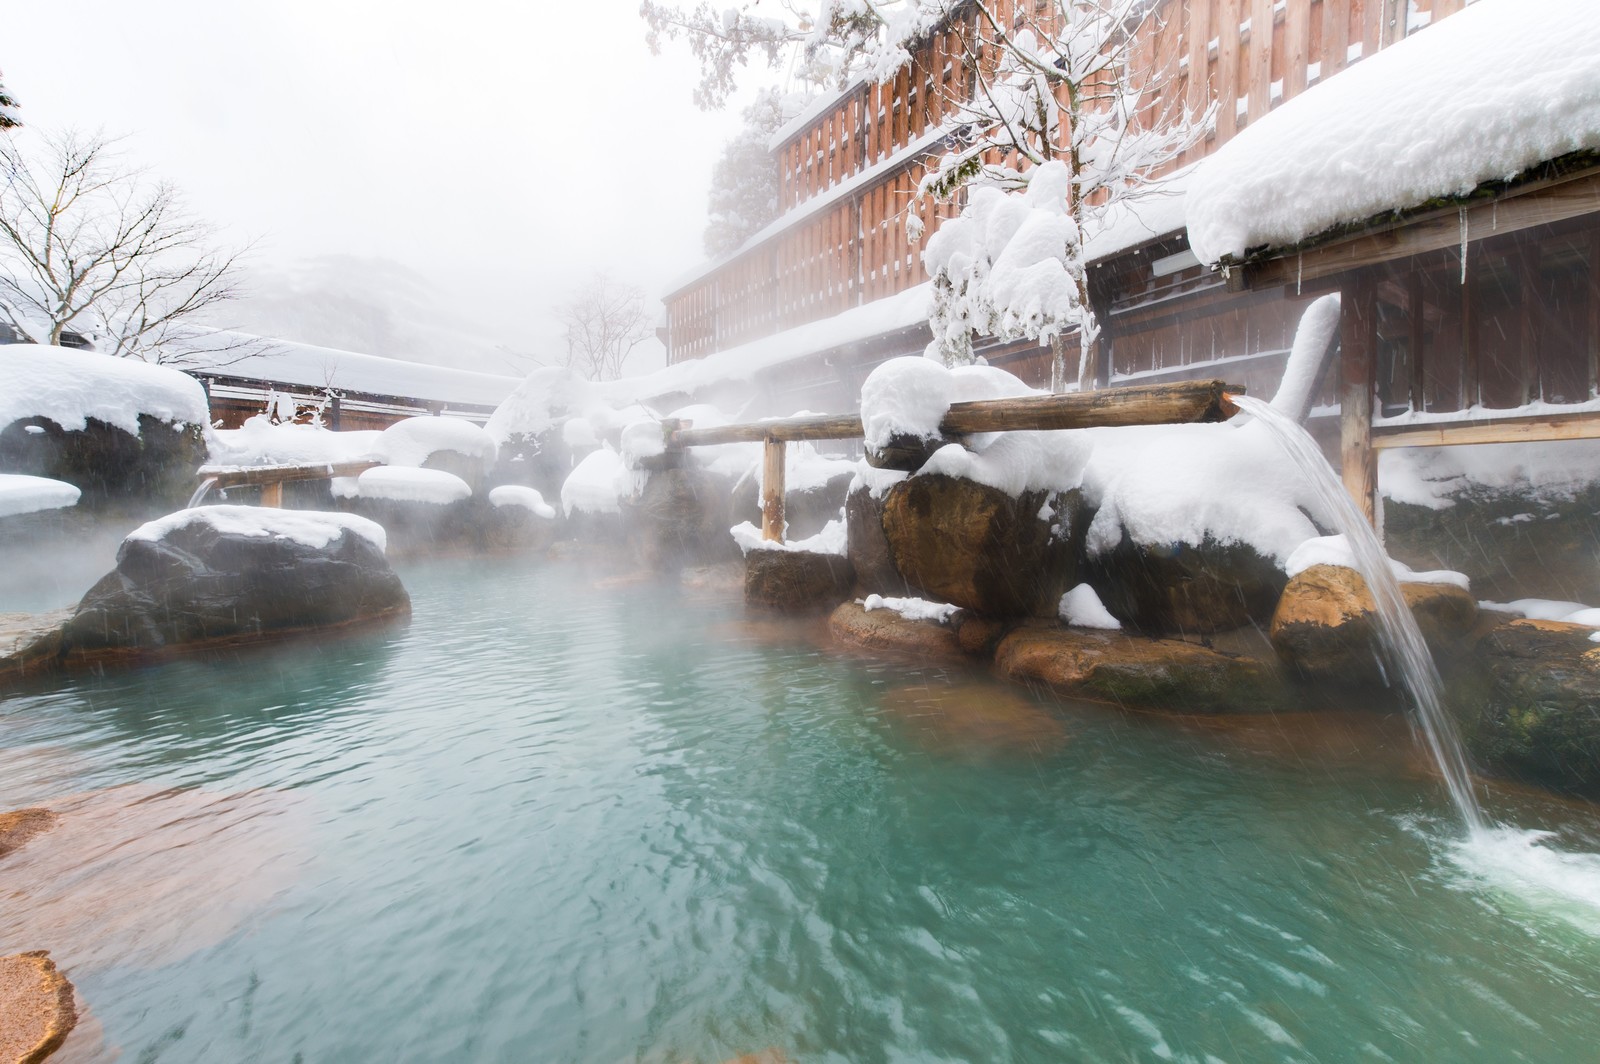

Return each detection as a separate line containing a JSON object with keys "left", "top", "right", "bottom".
{"left": 374, "top": 415, "right": 497, "bottom": 471}
{"left": 488, "top": 484, "right": 556, "bottom": 519}
{"left": 334, "top": 466, "right": 472, "bottom": 506}
{"left": 0, "top": 344, "right": 208, "bottom": 436}
{"left": 560, "top": 446, "right": 631, "bottom": 517}
{"left": 1188, "top": 0, "right": 1600, "bottom": 263}
{"left": 62, "top": 505, "right": 407, "bottom": 658}
{"left": 0, "top": 474, "right": 81, "bottom": 519}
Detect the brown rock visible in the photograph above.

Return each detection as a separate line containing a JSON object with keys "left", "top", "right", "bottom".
{"left": 844, "top": 482, "right": 908, "bottom": 597}
{"left": 878, "top": 680, "right": 1068, "bottom": 755}
{"left": 0, "top": 810, "right": 58, "bottom": 860}
{"left": 0, "top": 951, "right": 76, "bottom": 1064}
{"left": 744, "top": 549, "right": 854, "bottom": 612}
{"left": 1459, "top": 619, "right": 1600, "bottom": 795}
{"left": 995, "top": 623, "right": 1288, "bottom": 713}
{"left": 1270, "top": 564, "right": 1478, "bottom": 683}
{"left": 1085, "top": 534, "right": 1286, "bottom": 635}
{"left": 881, "top": 474, "right": 1076, "bottom": 617}
{"left": 0, "top": 610, "right": 72, "bottom": 686}
{"left": 828, "top": 600, "right": 965, "bottom": 661}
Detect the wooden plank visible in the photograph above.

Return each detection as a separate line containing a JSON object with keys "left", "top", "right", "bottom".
{"left": 1372, "top": 411, "right": 1600, "bottom": 449}
{"left": 1241, "top": 169, "right": 1600, "bottom": 289}
{"left": 259, "top": 482, "right": 284, "bottom": 507}
{"left": 1284, "top": 0, "right": 1310, "bottom": 100}
{"left": 1323, "top": 0, "right": 1351, "bottom": 80}
{"left": 1339, "top": 273, "right": 1378, "bottom": 524}
{"left": 761, "top": 437, "right": 786, "bottom": 542}
{"left": 1185, "top": 0, "right": 1213, "bottom": 164}
{"left": 1214, "top": 0, "right": 1241, "bottom": 143}
{"left": 1408, "top": 268, "right": 1426, "bottom": 411}
{"left": 197, "top": 460, "right": 381, "bottom": 489}
{"left": 670, "top": 379, "right": 1240, "bottom": 446}
{"left": 1247, "top": 0, "right": 1273, "bottom": 122}
{"left": 1590, "top": 228, "right": 1600, "bottom": 397}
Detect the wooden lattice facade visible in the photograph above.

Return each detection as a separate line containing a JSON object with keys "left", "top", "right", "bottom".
{"left": 663, "top": 0, "right": 1481, "bottom": 370}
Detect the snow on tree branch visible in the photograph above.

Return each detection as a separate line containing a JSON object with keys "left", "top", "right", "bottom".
{"left": 704, "top": 87, "right": 813, "bottom": 257}
{"left": 0, "top": 69, "right": 20, "bottom": 129}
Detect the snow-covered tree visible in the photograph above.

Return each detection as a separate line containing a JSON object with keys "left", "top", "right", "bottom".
{"left": 0, "top": 130, "right": 251, "bottom": 362}
{"left": 0, "top": 70, "right": 20, "bottom": 129}
{"left": 704, "top": 87, "right": 809, "bottom": 258}
{"left": 557, "top": 273, "right": 652, "bottom": 381}
{"left": 644, "top": 1, "right": 1210, "bottom": 390}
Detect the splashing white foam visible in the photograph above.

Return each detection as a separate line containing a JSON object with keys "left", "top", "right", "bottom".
{"left": 1448, "top": 826, "right": 1600, "bottom": 936}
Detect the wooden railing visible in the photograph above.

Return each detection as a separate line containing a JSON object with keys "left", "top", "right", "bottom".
{"left": 665, "top": 0, "right": 1476, "bottom": 365}
{"left": 665, "top": 379, "right": 1239, "bottom": 541}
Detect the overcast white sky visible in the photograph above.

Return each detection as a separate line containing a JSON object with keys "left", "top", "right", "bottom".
{"left": 5, "top": 0, "right": 783, "bottom": 374}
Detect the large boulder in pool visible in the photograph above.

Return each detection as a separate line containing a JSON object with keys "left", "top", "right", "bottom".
{"left": 880, "top": 474, "right": 1078, "bottom": 617}
{"left": 374, "top": 416, "right": 499, "bottom": 492}
{"left": 0, "top": 345, "right": 210, "bottom": 507}
{"left": 60, "top": 506, "right": 409, "bottom": 659}
{"left": 745, "top": 547, "right": 854, "bottom": 611}
{"left": 1270, "top": 563, "right": 1478, "bottom": 683}
{"left": 627, "top": 467, "right": 742, "bottom": 568}
{"left": 1457, "top": 619, "right": 1600, "bottom": 795}
{"left": 844, "top": 481, "right": 910, "bottom": 597}
{"left": 1083, "top": 534, "right": 1286, "bottom": 636}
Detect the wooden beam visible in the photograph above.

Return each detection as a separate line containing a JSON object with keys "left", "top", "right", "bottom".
{"left": 196, "top": 460, "right": 381, "bottom": 490}
{"left": 1340, "top": 275, "right": 1378, "bottom": 524}
{"left": 670, "top": 379, "right": 1241, "bottom": 448}
{"left": 1241, "top": 168, "right": 1600, "bottom": 290}
{"left": 1372, "top": 410, "right": 1600, "bottom": 449}
{"left": 761, "top": 437, "right": 786, "bottom": 542}
{"left": 259, "top": 481, "right": 284, "bottom": 508}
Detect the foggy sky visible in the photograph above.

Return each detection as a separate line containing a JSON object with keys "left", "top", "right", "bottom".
{"left": 5, "top": 0, "right": 775, "bottom": 375}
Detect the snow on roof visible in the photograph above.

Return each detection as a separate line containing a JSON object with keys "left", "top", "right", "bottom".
{"left": 181, "top": 333, "right": 522, "bottom": 408}
{"left": 1, "top": 343, "right": 210, "bottom": 435}
{"left": 1186, "top": 0, "right": 1600, "bottom": 264}
{"left": 129, "top": 504, "right": 388, "bottom": 554}
{"left": 0, "top": 473, "right": 81, "bottom": 518}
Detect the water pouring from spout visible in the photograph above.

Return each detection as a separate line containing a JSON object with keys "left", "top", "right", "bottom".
{"left": 1229, "top": 394, "right": 1486, "bottom": 831}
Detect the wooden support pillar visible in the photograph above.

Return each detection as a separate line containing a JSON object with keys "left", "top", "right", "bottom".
{"left": 260, "top": 481, "right": 284, "bottom": 508}
{"left": 761, "top": 436, "right": 786, "bottom": 542}
{"left": 1340, "top": 273, "right": 1378, "bottom": 525}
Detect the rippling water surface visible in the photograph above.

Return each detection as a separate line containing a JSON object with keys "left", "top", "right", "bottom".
{"left": 4, "top": 556, "right": 1600, "bottom": 1062}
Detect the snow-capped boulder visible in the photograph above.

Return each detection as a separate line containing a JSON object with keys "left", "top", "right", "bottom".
{"left": 844, "top": 480, "right": 910, "bottom": 598}
{"left": 0, "top": 344, "right": 209, "bottom": 505}
{"left": 60, "top": 506, "right": 408, "bottom": 659}
{"left": 0, "top": 474, "right": 80, "bottom": 519}
{"left": 1270, "top": 562, "right": 1477, "bottom": 683}
{"left": 827, "top": 599, "right": 967, "bottom": 662}
{"left": 375, "top": 416, "right": 497, "bottom": 488}
{"left": 626, "top": 467, "right": 743, "bottom": 569}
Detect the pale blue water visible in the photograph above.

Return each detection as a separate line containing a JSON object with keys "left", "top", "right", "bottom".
{"left": 3, "top": 556, "right": 1600, "bottom": 1062}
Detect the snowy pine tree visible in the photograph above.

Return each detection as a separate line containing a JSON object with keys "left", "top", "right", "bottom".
{"left": 704, "top": 88, "right": 810, "bottom": 258}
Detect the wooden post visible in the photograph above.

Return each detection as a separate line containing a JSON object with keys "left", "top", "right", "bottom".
{"left": 761, "top": 436, "right": 786, "bottom": 542}
{"left": 260, "top": 481, "right": 284, "bottom": 508}
{"left": 1340, "top": 273, "right": 1379, "bottom": 525}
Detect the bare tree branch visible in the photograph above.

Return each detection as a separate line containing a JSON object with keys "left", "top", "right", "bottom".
{"left": 0, "top": 128, "right": 257, "bottom": 364}
{"left": 557, "top": 273, "right": 653, "bottom": 381}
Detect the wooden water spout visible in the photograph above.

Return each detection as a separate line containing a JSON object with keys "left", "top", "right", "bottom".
{"left": 663, "top": 379, "right": 1241, "bottom": 544}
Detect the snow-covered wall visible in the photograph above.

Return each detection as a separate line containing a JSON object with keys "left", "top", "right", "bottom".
{"left": 1187, "top": 0, "right": 1600, "bottom": 264}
